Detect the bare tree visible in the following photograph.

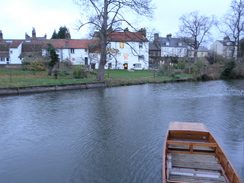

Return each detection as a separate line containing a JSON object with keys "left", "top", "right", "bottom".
{"left": 217, "top": 0, "right": 244, "bottom": 60}
{"left": 74, "top": 0, "right": 154, "bottom": 80}
{"left": 177, "top": 11, "right": 215, "bottom": 62}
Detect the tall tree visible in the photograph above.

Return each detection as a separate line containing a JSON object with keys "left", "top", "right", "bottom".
{"left": 51, "top": 26, "right": 69, "bottom": 39}
{"left": 177, "top": 11, "right": 215, "bottom": 62}
{"left": 51, "top": 30, "right": 58, "bottom": 39}
{"left": 46, "top": 43, "right": 59, "bottom": 75}
{"left": 74, "top": 0, "right": 154, "bottom": 80}
{"left": 217, "top": 0, "right": 244, "bottom": 60}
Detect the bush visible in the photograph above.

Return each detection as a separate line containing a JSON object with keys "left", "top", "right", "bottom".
{"left": 26, "top": 60, "right": 46, "bottom": 71}
{"left": 229, "top": 62, "right": 244, "bottom": 78}
{"left": 72, "top": 65, "right": 88, "bottom": 78}
{"left": 221, "top": 60, "right": 236, "bottom": 79}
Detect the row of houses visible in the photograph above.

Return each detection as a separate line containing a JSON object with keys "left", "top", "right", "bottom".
{"left": 0, "top": 28, "right": 237, "bottom": 70}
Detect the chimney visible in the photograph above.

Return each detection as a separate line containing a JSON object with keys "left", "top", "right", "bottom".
{"left": 166, "top": 33, "right": 172, "bottom": 40}
{"left": 154, "top": 33, "right": 159, "bottom": 43}
{"left": 25, "top": 32, "right": 30, "bottom": 40}
{"left": 0, "top": 30, "right": 3, "bottom": 40}
{"left": 223, "top": 36, "right": 230, "bottom": 42}
{"left": 139, "top": 28, "right": 146, "bottom": 37}
{"left": 44, "top": 33, "right": 47, "bottom": 39}
{"left": 32, "top": 27, "right": 36, "bottom": 39}
{"left": 65, "top": 30, "right": 71, "bottom": 39}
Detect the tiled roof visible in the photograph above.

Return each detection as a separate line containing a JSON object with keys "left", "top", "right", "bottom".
{"left": 30, "top": 39, "right": 98, "bottom": 49}
{"left": 0, "top": 43, "right": 10, "bottom": 51}
{"left": 159, "top": 37, "right": 188, "bottom": 48}
{"left": 0, "top": 40, "right": 23, "bottom": 48}
{"left": 107, "top": 31, "right": 148, "bottom": 42}
{"left": 0, "top": 52, "right": 9, "bottom": 57}
{"left": 149, "top": 42, "right": 160, "bottom": 50}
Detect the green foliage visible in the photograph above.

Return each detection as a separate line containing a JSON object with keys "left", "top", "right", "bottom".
{"left": 72, "top": 65, "right": 85, "bottom": 78}
{"left": 22, "top": 61, "right": 31, "bottom": 70}
{"left": 51, "top": 30, "right": 58, "bottom": 39}
{"left": 221, "top": 60, "right": 236, "bottom": 79}
{"left": 58, "top": 71, "right": 70, "bottom": 76}
{"left": 46, "top": 43, "right": 59, "bottom": 67}
{"left": 173, "top": 62, "right": 186, "bottom": 70}
{"left": 51, "top": 26, "right": 68, "bottom": 39}
{"left": 206, "top": 53, "right": 227, "bottom": 64}
{"left": 26, "top": 60, "right": 45, "bottom": 72}
{"left": 195, "top": 59, "right": 204, "bottom": 70}
{"left": 157, "top": 64, "right": 174, "bottom": 76}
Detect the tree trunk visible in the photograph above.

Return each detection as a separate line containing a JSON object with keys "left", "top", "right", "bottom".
{"left": 194, "top": 49, "right": 198, "bottom": 63}
{"left": 48, "top": 66, "right": 54, "bottom": 76}
{"left": 96, "top": 0, "right": 108, "bottom": 81}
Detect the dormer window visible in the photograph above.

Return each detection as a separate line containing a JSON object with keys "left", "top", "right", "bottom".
{"left": 166, "top": 42, "right": 169, "bottom": 46}
{"left": 120, "top": 42, "right": 124, "bottom": 48}
{"left": 178, "top": 42, "right": 182, "bottom": 46}
{"left": 139, "top": 42, "right": 143, "bottom": 48}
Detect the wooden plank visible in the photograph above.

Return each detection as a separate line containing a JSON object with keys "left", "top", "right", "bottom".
{"left": 169, "top": 174, "right": 227, "bottom": 183}
{"left": 171, "top": 153, "right": 223, "bottom": 171}
{"left": 169, "top": 122, "right": 209, "bottom": 132}
{"left": 167, "top": 140, "right": 217, "bottom": 147}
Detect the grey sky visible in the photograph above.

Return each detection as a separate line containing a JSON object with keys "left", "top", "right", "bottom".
{"left": 0, "top": 0, "right": 232, "bottom": 46}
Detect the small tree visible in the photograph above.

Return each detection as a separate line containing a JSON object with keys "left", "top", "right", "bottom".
{"left": 74, "top": 0, "right": 154, "bottom": 80}
{"left": 46, "top": 43, "right": 59, "bottom": 75}
{"left": 51, "top": 26, "right": 69, "bottom": 39}
{"left": 178, "top": 11, "right": 215, "bottom": 62}
{"left": 51, "top": 30, "right": 58, "bottom": 39}
{"left": 217, "top": 0, "right": 244, "bottom": 60}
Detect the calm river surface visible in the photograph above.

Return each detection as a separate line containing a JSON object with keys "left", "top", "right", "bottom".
{"left": 0, "top": 80, "right": 243, "bottom": 183}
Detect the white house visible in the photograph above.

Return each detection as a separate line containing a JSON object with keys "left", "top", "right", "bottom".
{"left": 89, "top": 29, "right": 149, "bottom": 70}
{"left": 210, "top": 36, "right": 237, "bottom": 59}
{"left": 0, "top": 29, "right": 98, "bottom": 66}
{"left": 158, "top": 34, "right": 188, "bottom": 58}
{"left": 0, "top": 28, "right": 149, "bottom": 70}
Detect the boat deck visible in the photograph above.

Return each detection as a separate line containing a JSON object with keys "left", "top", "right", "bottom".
{"left": 168, "top": 153, "right": 227, "bottom": 183}
{"left": 163, "top": 122, "right": 242, "bottom": 183}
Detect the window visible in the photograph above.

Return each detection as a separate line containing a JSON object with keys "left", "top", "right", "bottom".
{"left": 108, "top": 63, "right": 112, "bottom": 68}
{"left": 71, "top": 49, "right": 75, "bottom": 54}
{"left": 134, "top": 63, "right": 141, "bottom": 68}
{"left": 120, "top": 42, "right": 124, "bottom": 48}
{"left": 139, "top": 42, "right": 143, "bottom": 48}
{"left": 138, "top": 55, "right": 144, "bottom": 62}
{"left": 0, "top": 57, "right": 4, "bottom": 61}
{"left": 6, "top": 58, "right": 9, "bottom": 61}
{"left": 124, "top": 54, "right": 128, "bottom": 60}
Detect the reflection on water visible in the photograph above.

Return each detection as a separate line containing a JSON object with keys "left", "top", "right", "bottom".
{"left": 0, "top": 80, "right": 243, "bottom": 182}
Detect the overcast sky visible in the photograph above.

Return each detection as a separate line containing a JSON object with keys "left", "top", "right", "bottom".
{"left": 0, "top": 0, "right": 232, "bottom": 46}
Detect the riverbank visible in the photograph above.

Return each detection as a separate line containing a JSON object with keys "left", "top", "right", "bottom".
{"left": 0, "top": 78, "right": 192, "bottom": 95}
{"left": 0, "top": 69, "right": 193, "bottom": 95}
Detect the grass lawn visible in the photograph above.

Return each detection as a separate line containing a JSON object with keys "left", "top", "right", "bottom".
{"left": 0, "top": 68, "right": 192, "bottom": 88}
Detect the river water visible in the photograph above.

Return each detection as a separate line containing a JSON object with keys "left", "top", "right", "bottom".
{"left": 0, "top": 80, "right": 243, "bottom": 183}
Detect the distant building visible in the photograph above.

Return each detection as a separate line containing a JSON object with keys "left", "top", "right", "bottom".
{"left": 90, "top": 28, "right": 149, "bottom": 70}
{"left": 0, "top": 28, "right": 149, "bottom": 70}
{"left": 210, "top": 36, "right": 237, "bottom": 59}
{"left": 0, "top": 28, "right": 97, "bottom": 66}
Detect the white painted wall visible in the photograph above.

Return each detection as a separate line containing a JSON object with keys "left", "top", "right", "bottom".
{"left": 42, "top": 48, "right": 89, "bottom": 65}
{"left": 161, "top": 47, "right": 187, "bottom": 57}
{"left": 9, "top": 42, "right": 23, "bottom": 64}
{"left": 105, "top": 41, "right": 149, "bottom": 70}
{"left": 57, "top": 48, "right": 89, "bottom": 65}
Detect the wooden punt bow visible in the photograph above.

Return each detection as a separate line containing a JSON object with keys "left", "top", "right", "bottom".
{"left": 162, "top": 122, "right": 243, "bottom": 183}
